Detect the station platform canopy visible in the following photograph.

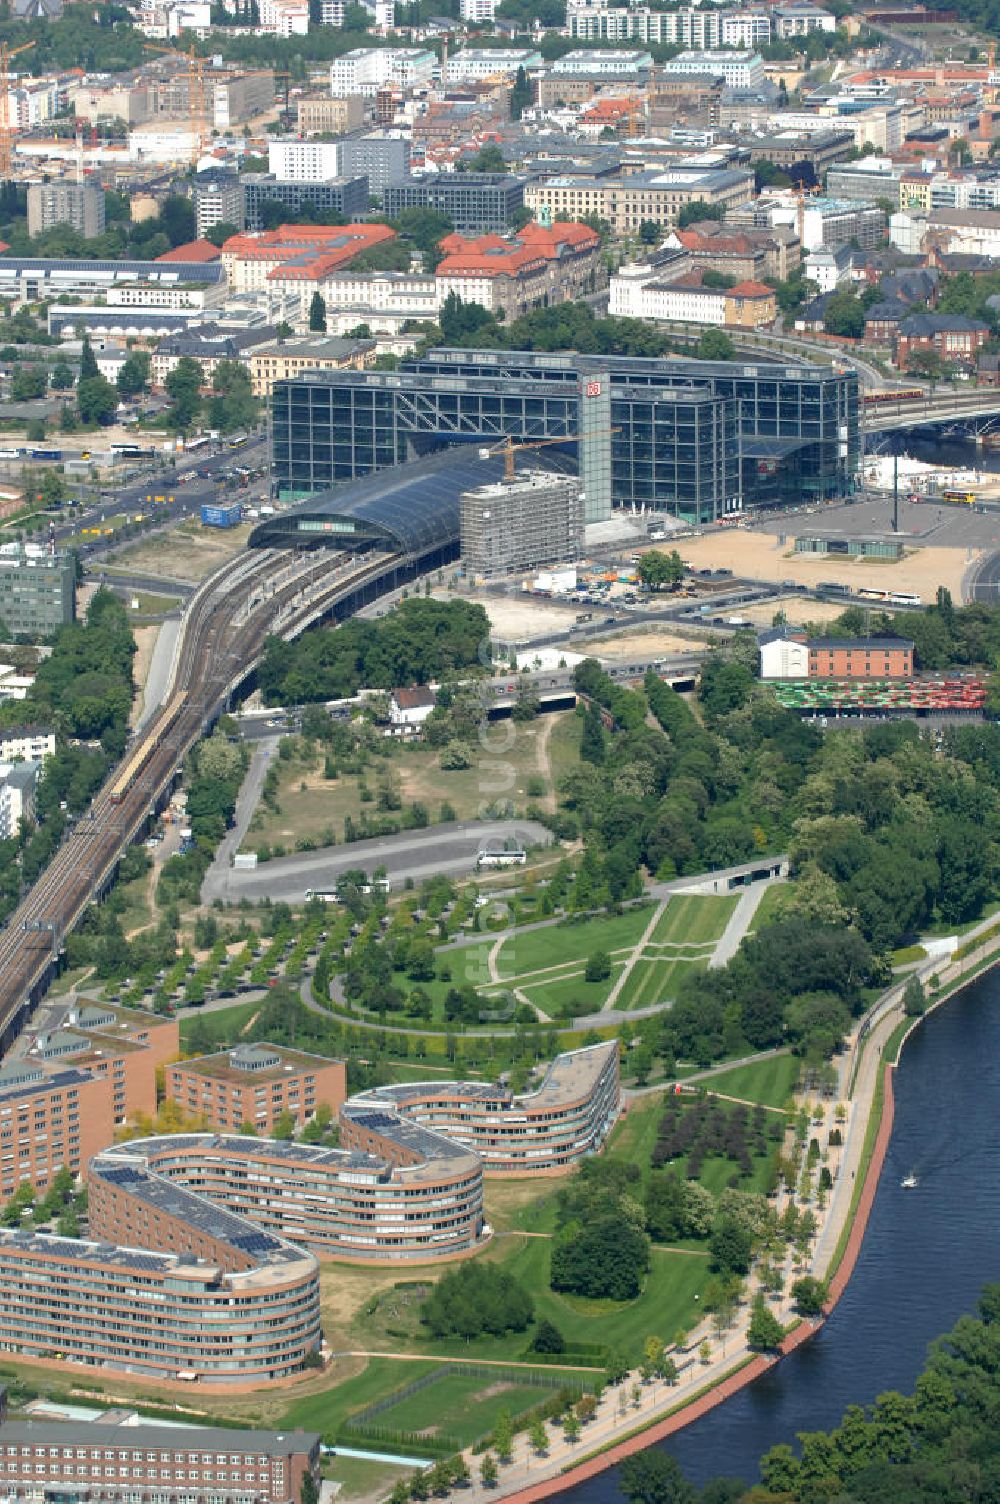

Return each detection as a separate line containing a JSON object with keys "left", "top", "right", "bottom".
{"left": 249, "top": 445, "right": 578, "bottom": 555}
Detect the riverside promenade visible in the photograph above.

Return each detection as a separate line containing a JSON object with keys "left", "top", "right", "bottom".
{"left": 446, "top": 907, "right": 1000, "bottom": 1504}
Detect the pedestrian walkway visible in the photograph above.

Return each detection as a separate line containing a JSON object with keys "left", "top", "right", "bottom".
{"left": 709, "top": 881, "right": 772, "bottom": 970}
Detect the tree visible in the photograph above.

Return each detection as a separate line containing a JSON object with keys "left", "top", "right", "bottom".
{"left": 677, "top": 201, "right": 725, "bottom": 229}
{"left": 551, "top": 1214, "right": 650, "bottom": 1300}
{"left": 747, "top": 1295, "right": 785, "bottom": 1352}
{"left": 637, "top": 550, "right": 684, "bottom": 592}
{"left": 462, "top": 143, "right": 507, "bottom": 173}
{"left": 510, "top": 64, "right": 532, "bottom": 120}
{"left": 50, "top": 361, "right": 75, "bottom": 391}
{"left": 165, "top": 355, "right": 204, "bottom": 431}
{"left": 300, "top": 1474, "right": 319, "bottom": 1504}
{"left": 710, "top": 1216, "right": 753, "bottom": 1275}
{"left": 272, "top": 1109, "right": 296, "bottom": 1140}
{"left": 117, "top": 350, "right": 150, "bottom": 399}
{"left": 492, "top": 1411, "right": 514, "bottom": 1464}
{"left": 161, "top": 194, "right": 196, "bottom": 247}
{"left": 791, "top": 1274, "right": 828, "bottom": 1316}
{"left": 79, "top": 336, "right": 99, "bottom": 382}
{"left": 309, "top": 290, "right": 327, "bottom": 332}
{"left": 823, "top": 289, "right": 865, "bottom": 340}
{"left": 585, "top": 950, "right": 612, "bottom": 982}
{"left": 209, "top": 360, "right": 259, "bottom": 434}
{"left": 563, "top": 1412, "right": 581, "bottom": 1444}
{"left": 480, "top": 1454, "right": 498, "bottom": 1487}
{"left": 531, "top": 1318, "right": 565, "bottom": 1353}
{"left": 619, "top": 1451, "right": 696, "bottom": 1504}
{"left": 11, "top": 366, "right": 47, "bottom": 401}
{"left": 696, "top": 329, "right": 735, "bottom": 361}
{"left": 528, "top": 1419, "right": 548, "bottom": 1455}
{"left": 421, "top": 1261, "right": 533, "bottom": 1339}
{"left": 903, "top": 975, "right": 927, "bottom": 1017}
{"left": 77, "top": 374, "right": 119, "bottom": 426}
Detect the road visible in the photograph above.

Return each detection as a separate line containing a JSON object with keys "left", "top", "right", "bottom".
{"left": 201, "top": 820, "right": 555, "bottom": 904}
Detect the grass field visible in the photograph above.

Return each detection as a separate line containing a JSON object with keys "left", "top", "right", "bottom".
{"left": 242, "top": 713, "right": 576, "bottom": 853}
{"left": 324, "top": 1454, "right": 413, "bottom": 1501}
{"left": 494, "top": 908, "right": 653, "bottom": 979}
{"left": 650, "top": 894, "right": 738, "bottom": 947}
{"left": 701, "top": 1053, "right": 798, "bottom": 1110}
{"left": 612, "top": 956, "right": 700, "bottom": 1012}
{"left": 374, "top": 1372, "right": 545, "bottom": 1445}
{"left": 106, "top": 520, "right": 254, "bottom": 582}
{"left": 746, "top": 882, "right": 790, "bottom": 934}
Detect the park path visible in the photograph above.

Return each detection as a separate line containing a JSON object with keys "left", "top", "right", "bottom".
{"left": 708, "top": 881, "right": 771, "bottom": 969}
{"left": 535, "top": 714, "right": 558, "bottom": 814}
{"left": 600, "top": 899, "right": 668, "bottom": 1012}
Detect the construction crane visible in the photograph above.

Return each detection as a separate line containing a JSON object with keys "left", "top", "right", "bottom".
{"left": 482, "top": 430, "right": 620, "bottom": 483}
{"left": 145, "top": 41, "right": 207, "bottom": 166}
{"left": 0, "top": 41, "right": 34, "bottom": 178}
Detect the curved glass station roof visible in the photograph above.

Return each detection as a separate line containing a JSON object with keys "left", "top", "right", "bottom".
{"left": 249, "top": 445, "right": 578, "bottom": 555}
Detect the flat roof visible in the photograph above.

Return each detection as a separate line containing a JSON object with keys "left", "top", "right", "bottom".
{"left": 175, "top": 1043, "right": 344, "bottom": 1085}
{"left": 0, "top": 1419, "right": 320, "bottom": 1455}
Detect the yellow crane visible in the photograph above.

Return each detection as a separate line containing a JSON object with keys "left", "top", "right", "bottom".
{"left": 483, "top": 429, "right": 620, "bottom": 483}
{"left": 145, "top": 41, "right": 207, "bottom": 166}
{"left": 0, "top": 41, "right": 34, "bottom": 178}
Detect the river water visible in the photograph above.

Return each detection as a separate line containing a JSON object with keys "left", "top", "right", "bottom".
{"left": 565, "top": 968, "right": 1000, "bottom": 1497}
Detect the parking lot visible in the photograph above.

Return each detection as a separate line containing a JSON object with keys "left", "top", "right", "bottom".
{"left": 758, "top": 496, "right": 1000, "bottom": 553}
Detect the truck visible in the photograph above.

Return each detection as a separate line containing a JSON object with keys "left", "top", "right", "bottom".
{"left": 200, "top": 502, "right": 242, "bottom": 529}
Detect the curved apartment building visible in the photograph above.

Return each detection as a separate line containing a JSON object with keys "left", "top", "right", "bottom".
{"left": 0, "top": 1146, "right": 321, "bottom": 1385}
{"left": 344, "top": 1040, "right": 621, "bottom": 1176}
{"left": 0, "top": 1044, "right": 619, "bottom": 1382}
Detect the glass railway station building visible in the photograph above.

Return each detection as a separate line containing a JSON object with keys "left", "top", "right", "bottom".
{"left": 268, "top": 347, "right": 859, "bottom": 530}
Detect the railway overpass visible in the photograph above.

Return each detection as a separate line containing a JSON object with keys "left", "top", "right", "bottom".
{"left": 865, "top": 389, "right": 1000, "bottom": 432}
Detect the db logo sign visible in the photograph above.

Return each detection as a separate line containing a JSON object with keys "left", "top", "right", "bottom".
{"left": 585, "top": 380, "right": 602, "bottom": 397}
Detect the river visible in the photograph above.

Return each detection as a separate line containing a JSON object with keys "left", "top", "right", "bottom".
{"left": 565, "top": 968, "right": 1000, "bottom": 1497}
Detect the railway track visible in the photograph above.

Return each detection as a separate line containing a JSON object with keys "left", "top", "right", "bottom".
{"left": 0, "top": 545, "right": 398, "bottom": 1054}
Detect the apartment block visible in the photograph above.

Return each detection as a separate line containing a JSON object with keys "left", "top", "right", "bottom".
{"left": 461, "top": 471, "right": 583, "bottom": 578}
{"left": 0, "top": 762, "right": 38, "bottom": 841}
{"left": 329, "top": 47, "right": 435, "bottom": 98}
{"left": 193, "top": 169, "right": 244, "bottom": 237}
{"left": 0, "top": 726, "right": 55, "bottom": 764}
{"left": 26, "top": 180, "right": 106, "bottom": 240}
{"left": 166, "top": 1042, "right": 347, "bottom": 1133}
{"left": 27, "top": 1000, "right": 179, "bottom": 1127}
{"left": 0, "top": 1063, "right": 111, "bottom": 1197}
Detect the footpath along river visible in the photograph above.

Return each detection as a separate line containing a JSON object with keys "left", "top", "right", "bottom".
{"left": 565, "top": 967, "right": 1000, "bottom": 1497}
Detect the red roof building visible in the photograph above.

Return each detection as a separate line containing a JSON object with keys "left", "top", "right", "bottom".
{"left": 221, "top": 224, "right": 398, "bottom": 314}
{"left": 155, "top": 239, "right": 222, "bottom": 263}
{"left": 435, "top": 219, "right": 603, "bottom": 318}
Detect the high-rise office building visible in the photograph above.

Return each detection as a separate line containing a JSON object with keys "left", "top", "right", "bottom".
{"left": 193, "top": 168, "right": 244, "bottom": 237}
{"left": 0, "top": 546, "right": 75, "bottom": 637}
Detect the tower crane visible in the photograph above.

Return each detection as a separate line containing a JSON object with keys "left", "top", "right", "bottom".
{"left": 0, "top": 41, "right": 34, "bottom": 178}
{"left": 481, "top": 429, "right": 620, "bottom": 483}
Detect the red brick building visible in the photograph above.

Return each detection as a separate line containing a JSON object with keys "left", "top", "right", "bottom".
{"left": 0, "top": 1416, "right": 320, "bottom": 1502}
{"left": 0, "top": 1065, "right": 112, "bottom": 1200}
{"left": 807, "top": 636, "right": 914, "bottom": 679}
{"left": 166, "top": 1042, "right": 347, "bottom": 1133}
{"left": 28, "top": 1001, "right": 179, "bottom": 1127}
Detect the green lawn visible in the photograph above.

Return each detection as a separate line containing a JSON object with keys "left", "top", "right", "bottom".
{"left": 650, "top": 894, "right": 738, "bottom": 946}
{"left": 519, "top": 966, "right": 625, "bottom": 1019}
{"left": 548, "top": 709, "right": 583, "bottom": 784}
{"left": 282, "top": 1359, "right": 439, "bottom": 1438}
{"left": 701, "top": 1053, "right": 798, "bottom": 1110}
{"left": 613, "top": 957, "right": 701, "bottom": 1012}
{"left": 376, "top": 1373, "right": 545, "bottom": 1446}
{"left": 495, "top": 907, "right": 653, "bottom": 979}
{"left": 746, "top": 882, "right": 789, "bottom": 934}
{"left": 179, "top": 1000, "right": 261, "bottom": 1048}
{"left": 324, "top": 1454, "right": 414, "bottom": 1501}
{"left": 488, "top": 1234, "right": 710, "bottom": 1360}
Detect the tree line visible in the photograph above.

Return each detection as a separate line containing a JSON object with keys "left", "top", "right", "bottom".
{"left": 259, "top": 598, "right": 490, "bottom": 705}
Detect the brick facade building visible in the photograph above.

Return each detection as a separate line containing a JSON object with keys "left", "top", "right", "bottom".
{"left": 166, "top": 1043, "right": 347, "bottom": 1133}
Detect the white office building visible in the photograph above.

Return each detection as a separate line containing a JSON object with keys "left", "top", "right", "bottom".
{"left": 661, "top": 49, "right": 765, "bottom": 89}
{"left": 550, "top": 48, "right": 652, "bottom": 74}
{"left": 444, "top": 48, "right": 542, "bottom": 83}
{"left": 460, "top": 0, "right": 498, "bottom": 19}
{"left": 329, "top": 47, "right": 435, "bottom": 97}
{"left": 0, "top": 762, "right": 39, "bottom": 841}
{"left": 267, "top": 140, "right": 342, "bottom": 181}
